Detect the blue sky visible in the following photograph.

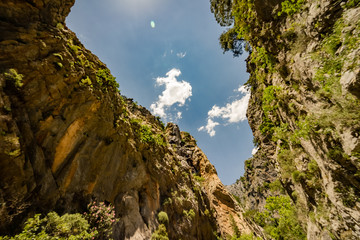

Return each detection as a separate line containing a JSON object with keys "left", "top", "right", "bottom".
{"left": 66, "top": 0, "right": 254, "bottom": 185}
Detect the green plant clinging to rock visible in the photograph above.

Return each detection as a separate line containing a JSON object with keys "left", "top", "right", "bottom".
{"left": 151, "top": 224, "right": 169, "bottom": 240}
{"left": 247, "top": 196, "right": 306, "bottom": 240}
{"left": 0, "top": 201, "right": 117, "bottom": 240}
{"left": 0, "top": 212, "right": 95, "bottom": 240}
{"left": 157, "top": 211, "right": 169, "bottom": 225}
{"left": 4, "top": 69, "right": 23, "bottom": 88}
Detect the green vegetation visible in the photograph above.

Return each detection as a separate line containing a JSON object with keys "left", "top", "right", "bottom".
{"left": 157, "top": 211, "right": 169, "bottom": 225}
{"left": 244, "top": 158, "right": 253, "bottom": 171}
{"left": 151, "top": 224, "right": 169, "bottom": 240}
{"left": 246, "top": 196, "right": 306, "bottom": 240}
{"left": 259, "top": 86, "right": 282, "bottom": 135}
{"left": 130, "top": 118, "right": 166, "bottom": 146}
{"left": 262, "top": 86, "right": 281, "bottom": 115}
{"left": 6, "top": 149, "right": 21, "bottom": 157}
{"left": 313, "top": 18, "right": 360, "bottom": 98}
{"left": 95, "top": 68, "right": 119, "bottom": 92}
{"left": 79, "top": 76, "right": 93, "bottom": 88}
{"left": 67, "top": 39, "right": 120, "bottom": 94}
{"left": 4, "top": 69, "right": 23, "bottom": 88}
{"left": 0, "top": 201, "right": 116, "bottom": 240}
{"left": 67, "top": 40, "right": 81, "bottom": 55}
{"left": 0, "top": 212, "right": 94, "bottom": 240}
{"left": 56, "top": 23, "right": 64, "bottom": 30}
{"left": 344, "top": 0, "right": 360, "bottom": 8}
{"left": 277, "top": 0, "right": 305, "bottom": 17}
{"left": 251, "top": 47, "right": 276, "bottom": 74}
{"left": 193, "top": 174, "right": 205, "bottom": 183}
{"left": 183, "top": 209, "right": 195, "bottom": 220}
{"left": 181, "top": 131, "right": 193, "bottom": 144}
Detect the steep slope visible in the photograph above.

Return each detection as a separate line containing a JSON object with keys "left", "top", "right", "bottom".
{"left": 220, "top": 0, "right": 360, "bottom": 239}
{"left": 0, "top": 1, "right": 252, "bottom": 239}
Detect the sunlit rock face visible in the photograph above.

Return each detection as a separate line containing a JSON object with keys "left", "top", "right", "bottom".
{"left": 226, "top": 0, "right": 360, "bottom": 239}
{"left": 0, "top": 1, "right": 252, "bottom": 239}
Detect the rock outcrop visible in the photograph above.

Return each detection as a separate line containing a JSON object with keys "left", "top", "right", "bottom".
{"left": 0, "top": 0, "right": 252, "bottom": 239}
{"left": 223, "top": 0, "right": 360, "bottom": 239}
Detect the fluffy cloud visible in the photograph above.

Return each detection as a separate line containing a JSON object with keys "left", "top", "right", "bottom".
{"left": 198, "top": 119, "right": 219, "bottom": 137}
{"left": 198, "top": 85, "right": 250, "bottom": 137}
{"left": 150, "top": 68, "right": 192, "bottom": 119}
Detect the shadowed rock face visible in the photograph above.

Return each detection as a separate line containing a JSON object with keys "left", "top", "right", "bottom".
{"left": 0, "top": 1, "right": 252, "bottom": 239}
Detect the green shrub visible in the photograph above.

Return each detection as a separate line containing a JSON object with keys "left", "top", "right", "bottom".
{"left": 4, "top": 69, "right": 23, "bottom": 88}
{"left": 151, "top": 224, "right": 169, "bottom": 240}
{"left": 130, "top": 119, "right": 166, "bottom": 146}
{"left": 292, "top": 170, "right": 306, "bottom": 183}
{"left": 249, "top": 196, "right": 306, "bottom": 240}
{"left": 277, "top": 149, "right": 297, "bottom": 180}
{"left": 0, "top": 212, "right": 95, "bottom": 240}
{"left": 157, "top": 211, "right": 169, "bottom": 224}
{"left": 85, "top": 201, "right": 117, "bottom": 239}
{"left": 95, "top": 68, "right": 119, "bottom": 92}
{"left": 277, "top": 0, "right": 305, "bottom": 17}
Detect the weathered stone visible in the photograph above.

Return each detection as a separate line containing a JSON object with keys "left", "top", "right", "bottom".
{"left": 0, "top": 1, "right": 252, "bottom": 239}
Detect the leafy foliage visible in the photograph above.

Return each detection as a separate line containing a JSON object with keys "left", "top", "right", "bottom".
{"left": 130, "top": 119, "right": 167, "bottom": 146}
{"left": 0, "top": 212, "right": 95, "bottom": 240}
{"left": 0, "top": 202, "right": 117, "bottom": 240}
{"left": 259, "top": 86, "right": 282, "bottom": 135}
{"left": 95, "top": 68, "right": 119, "bottom": 92}
{"left": 4, "top": 69, "right": 23, "bottom": 88}
{"left": 157, "top": 211, "right": 169, "bottom": 225}
{"left": 219, "top": 28, "right": 247, "bottom": 57}
{"left": 85, "top": 201, "right": 117, "bottom": 239}
{"left": 151, "top": 224, "right": 169, "bottom": 240}
{"left": 277, "top": 0, "right": 305, "bottom": 17}
{"left": 249, "top": 196, "right": 306, "bottom": 240}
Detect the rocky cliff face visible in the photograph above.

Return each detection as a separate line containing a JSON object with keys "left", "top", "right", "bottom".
{"left": 224, "top": 0, "right": 360, "bottom": 239}
{"left": 0, "top": 1, "right": 252, "bottom": 239}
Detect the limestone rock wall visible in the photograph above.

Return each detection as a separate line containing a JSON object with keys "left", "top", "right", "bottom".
{"left": 0, "top": 1, "right": 251, "bottom": 239}
{"left": 226, "top": 0, "right": 360, "bottom": 239}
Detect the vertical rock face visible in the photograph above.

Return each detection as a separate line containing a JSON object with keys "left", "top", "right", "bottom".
{"left": 0, "top": 1, "right": 251, "bottom": 239}
{"left": 225, "top": 0, "right": 360, "bottom": 239}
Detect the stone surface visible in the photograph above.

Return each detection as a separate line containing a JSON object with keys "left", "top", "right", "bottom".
{"left": 227, "top": 1, "right": 360, "bottom": 239}
{"left": 0, "top": 1, "right": 252, "bottom": 239}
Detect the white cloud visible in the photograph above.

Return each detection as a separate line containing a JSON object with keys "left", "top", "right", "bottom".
{"left": 150, "top": 68, "right": 192, "bottom": 119}
{"left": 176, "top": 52, "right": 187, "bottom": 58}
{"left": 198, "top": 85, "right": 251, "bottom": 137}
{"left": 198, "top": 119, "right": 219, "bottom": 137}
